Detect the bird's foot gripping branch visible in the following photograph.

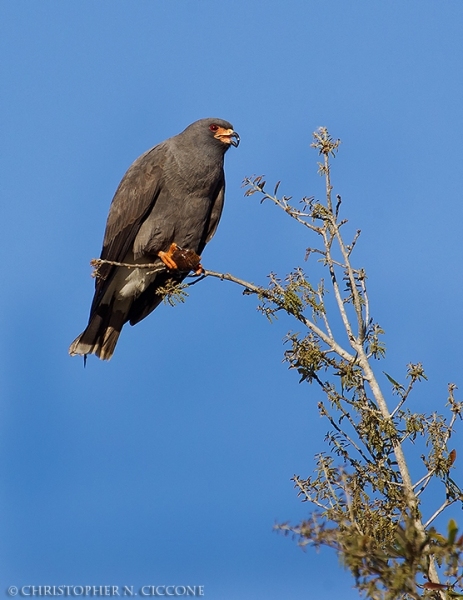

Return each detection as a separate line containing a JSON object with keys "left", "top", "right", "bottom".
{"left": 90, "top": 244, "right": 203, "bottom": 281}
{"left": 157, "top": 243, "right": 203, "bottom": 275}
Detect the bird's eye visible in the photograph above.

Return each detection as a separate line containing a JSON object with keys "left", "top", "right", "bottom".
{"left": 209, "top": 124, "right": 219, "bottom": 132}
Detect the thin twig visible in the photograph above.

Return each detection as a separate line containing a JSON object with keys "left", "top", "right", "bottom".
{"left": 424, "top": 499, "right": 454, "bottom": 528}
{"left": 391, "top": 379, "right": 416, "bottom": 418}
{"left": 317, "top": 282, "right": 333, "bottom": 339}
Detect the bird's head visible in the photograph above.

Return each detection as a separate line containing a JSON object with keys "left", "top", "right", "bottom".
{"left": 184, "top": 118, "right": 240, "bottom": 152}
{"left": 207, "top": 120, "right": 240, "bottom": 148}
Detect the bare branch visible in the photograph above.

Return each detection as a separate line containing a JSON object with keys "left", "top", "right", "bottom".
{"left": 424, "top": 499, "right": 454, "bottom": 528}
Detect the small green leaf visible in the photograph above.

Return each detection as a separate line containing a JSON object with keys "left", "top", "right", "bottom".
{"left": 448, "top": 518, "right": 458, "bottom": 544}
{"left": 383, "top": 371, "right": 404, "bottom": 390}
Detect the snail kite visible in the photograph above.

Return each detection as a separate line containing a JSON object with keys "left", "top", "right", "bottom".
{"left": 69, "top": 118, "right": 240, "bottom": 360}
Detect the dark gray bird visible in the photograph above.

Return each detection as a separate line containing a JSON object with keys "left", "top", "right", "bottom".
{"left": 69, "top": 118, "right": 239, "bottom": 361}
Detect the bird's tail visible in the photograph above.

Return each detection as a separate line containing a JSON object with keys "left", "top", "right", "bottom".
{"left": 69, "top": 309, "right": 126, "bottom": 361}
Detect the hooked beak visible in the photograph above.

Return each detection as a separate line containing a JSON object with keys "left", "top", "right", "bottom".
{"left": 229, "top": 130, "right": 240, "bottom": 147}
{"left": 215, "top": 127, "right": 240, "bottom": 147}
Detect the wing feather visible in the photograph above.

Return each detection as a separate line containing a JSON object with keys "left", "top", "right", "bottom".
{"left": 90, "top": 143, "right": 166, "bottom": 314}
{"left": 201, "top": 176, "right": 225, "bottom": 251}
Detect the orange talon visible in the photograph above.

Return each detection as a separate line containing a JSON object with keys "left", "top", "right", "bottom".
{"left": 158, "top": 243, "right": 180, "bottom": 270}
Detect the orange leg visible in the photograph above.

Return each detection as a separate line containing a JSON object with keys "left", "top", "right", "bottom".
{"left": 158, "top": 243, "right": 180, "bottom": 270}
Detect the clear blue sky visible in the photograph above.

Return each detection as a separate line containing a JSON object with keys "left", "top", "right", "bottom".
{"left": 1, "top": 1, "right": 462, "bottom": 598}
